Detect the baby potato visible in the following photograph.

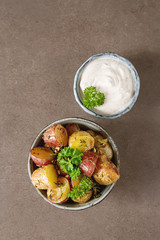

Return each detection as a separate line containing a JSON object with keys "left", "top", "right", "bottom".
{"left": 47, "top": 177, "right": 70, "bottom": 204}
{"left": 79, "top": 151, "right": 98, "bottom": 177}
{"left": 30, "top": 147, "right": 54, "bottom": 166}
{"left": 93, "top": 155, "right": 120, "bottom": 185}
{"left": 71, "top": 176, "right": 93, "bottom": 203}
{"left": 31, "top": 164, "right": 58, "bottom": 189}
{"left": 86, "top": 130, "right": 97, "bottom": 137}
{"left": 72, "top": 190, "right": 92, "bottom": 203}
{"left": 66, "top": 123, "right": 80, "bottom": 136}
{"left": 94, "top": 135, "right": 108, "bottom": 148}
{"left": 94, "top": 135, "right": 113, "bottom": 160}
{"left": 43, "top": 124, "right": 68, "bottom": 148}
{"left": 69, "top": 131, "right": 94, "bottom": 152}
{"left": 69, "top": 131, "right": 90, "bottom": 146}
{"left": 98, "top": 142, "right": 113, "bottom": 160}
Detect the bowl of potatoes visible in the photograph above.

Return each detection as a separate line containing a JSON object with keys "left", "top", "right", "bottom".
{"left": 28, "top": 118, "right": 120, "bottom": 210}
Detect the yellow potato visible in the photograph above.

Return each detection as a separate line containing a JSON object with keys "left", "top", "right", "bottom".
{"left": 47, "top": 177, "right": 70, "bottom": 204}
{"left": 31, "top": 164, "right": 57, "bottom": 189}
{"left": 69, "top": 131, "right": 94, "bottom": 152}
{"left": 69, "top": 131, "right": 90, "bottom": 145}
{"left": 93, "top": 155, "right": 120, "bottom": 185}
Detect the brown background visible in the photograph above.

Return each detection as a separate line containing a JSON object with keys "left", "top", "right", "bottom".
{"left": 0, "top": 0, "right": 160, "bottom": 239}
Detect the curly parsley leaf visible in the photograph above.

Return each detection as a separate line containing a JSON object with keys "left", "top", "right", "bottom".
{"left": 69, "top": 167, "right": 81, "bottom": 180}
{"left": 59, "top": 158, "right": 73, "bottom": 173}
{"left": 57, "top": 147, "right": 83, "bottom": 179}
{"left": 68, "top": 176, "right": 93, "bottom": 199}
{"left": 83, "top": 86, "right": 105, "bottom": 109}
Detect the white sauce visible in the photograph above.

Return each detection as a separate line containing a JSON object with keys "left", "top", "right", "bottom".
{"left": 80, "top": 56, "right": 135, "bottom": 115}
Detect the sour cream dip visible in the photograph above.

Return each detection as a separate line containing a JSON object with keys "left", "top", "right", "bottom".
{"left": 80, "top": 56, "right": 135, "bottom": 115}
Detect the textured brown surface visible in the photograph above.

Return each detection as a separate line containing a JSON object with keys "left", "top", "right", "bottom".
{"left": 0, "top": 0, "right": 160, "bottom": 239}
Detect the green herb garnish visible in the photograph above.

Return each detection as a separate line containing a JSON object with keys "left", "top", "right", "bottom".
{"left": 57, "top": 147, "right": 83, "bottom": 179}
{"left": 83, "top": 86, "right": 105, "bottom": 109}
{"left": 68, "top": 176, "right": 93, "bottom": 200}
{"left": 69, "top": 167, "right": 81, "bottom": 179}
{"left": 54, "top": 182, "right": 63, "bottom": 187}
{"left": 49, "top": 194, "right": 52, "bottom": 200}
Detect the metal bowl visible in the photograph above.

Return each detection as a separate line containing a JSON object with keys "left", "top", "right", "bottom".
{"left": 28, "top": 118, "right": 120, "bottom": 210}
{"left": 74, "top": 52, "right": 140, "bottom": 119}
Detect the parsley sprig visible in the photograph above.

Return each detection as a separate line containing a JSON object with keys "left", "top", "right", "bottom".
{"left": 57, "top": 147, "right": 83, "bottom": 179}
{"left": 83, "top": 86, "right": 105, "bottom": 109}
{"left": 68, "top": 176, "right": 93, "bottom": 199}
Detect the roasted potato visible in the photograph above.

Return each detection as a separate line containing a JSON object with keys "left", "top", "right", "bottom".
{"left": 66, "top": 123, "right": 80, "bottom": 136}
{"left": 86, "top": 130, "right": 97, "bottom": 137}
{"left": 93, "top": 155, "right": 120, "bottom": 185}
{"left": 47, "top": 177, "right": 70, "bottom": 204}
{"left": 94, "top": 135, "right": 108, "bottom": 148}
{"left": 43, "top": 124, "right": 68, "bottom": 148}
{"left": 71, "top": 175, "right": 93, "bottom": 203}
{"left": 98, "top": 143, "right": 113, "bottom": 160}
{"left": 69, "top": 131, "right": 94, "bottom": 152}
{"left": 94, "top": 135, "right": 113, "bottom": 160}
{"left": 30, "top": 147, "right": 54, "bottom": 166}
{"left": 31, "top": 164, "right": 58, "bottom": 189}
{"left": 79, "top": 151, "right": 98, "bottom": 177}
{"left": 72, "top": 190, "right": 92, "bottom": 203}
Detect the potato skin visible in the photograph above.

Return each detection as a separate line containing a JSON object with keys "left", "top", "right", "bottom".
{"left": 31, "top": 167, "right": 51, "bottom": 189}
{"left": 70, "top": 175, "right": 93, "bottom": 203}
{"left": 94, "top": 135, "right": 113, "bottom": 160}
{"left": 71, "top": 178, "right": 79, "bottom": 188}
{"left": 43, "top": 124, "right": 68, "bottom": 148}
{"left": 72, "top": 190, "right": 92, "bottom": 203}
{"left": 79, "top": 151, "right": 98, "bottom": 177}
{"left": 94, "top": 135, "right": 107, "bottom": 148}
{"left": 98, "top": 143, "right": 113, "bottom": 160}
{"left": 86, "top": 130, "right": 97, "bottom": 137}
{"left": 66, "top": 123, "right": 80, "bottom": 136}
{"left": 69, "top": 131, "right": 94, "bottom": 152}
{"left": 47, "top": 177, "right": 70, "bottom": 204}
{"left": 93, "top": 155, "right": 120, "bottom": 185}
{"left": 30, "top": 147, "right": 53, "bottom": 166}
{"left": 31, "top": 164, "right": 57, "bottom": 189}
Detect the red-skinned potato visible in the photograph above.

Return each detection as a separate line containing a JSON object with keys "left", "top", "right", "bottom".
{"left": 66, "top": 123, "right": 80, "bottom": 136}
{"left": 79, "top": 151, "right": 98, "bottom": 177}
{"left": 30, "top": 147, "right": 54, "bottom": 166}
{"left": 31, "top": 164, "right": 58, "bottom": 189}
{"left": 47, "top": 177, "right": 70, "bottom": 204}
{"left": 43, "top": 124, "right": 68, "bottom": 148}
{"left": 93, "top": 155, "right": 120, "bottom": 185}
